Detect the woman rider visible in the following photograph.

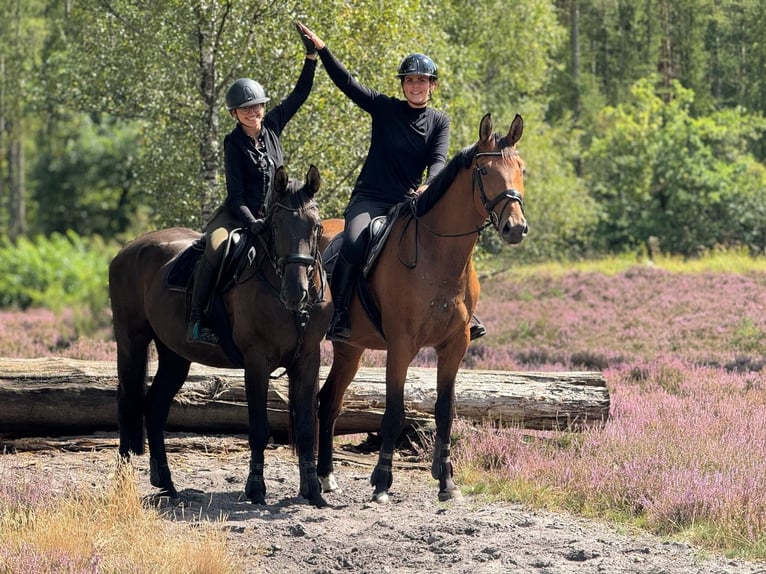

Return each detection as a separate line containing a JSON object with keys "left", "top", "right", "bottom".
{"left": 295, "top": 22, "right": 455, "bottom": 342}
{"left": 187, "top": 25, "right": 318, "bottom": 344}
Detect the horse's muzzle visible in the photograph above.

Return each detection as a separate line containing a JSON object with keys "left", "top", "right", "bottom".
{"left": 502, "top": 219, "right": 528, "bottom": 244}
{"left": 281, "top": 286, "right": 309, "bottom": 312}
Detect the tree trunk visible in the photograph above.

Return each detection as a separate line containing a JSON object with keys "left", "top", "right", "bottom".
{"left": 570, "top": 0, "right": 581, "bottom": 122}
{"left": 0, "top": 358, "right": 610, "bottom": 438}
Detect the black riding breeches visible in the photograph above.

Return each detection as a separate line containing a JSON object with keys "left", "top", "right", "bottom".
{"left": 341, "top": 197, "right": 394, "bottom": 267}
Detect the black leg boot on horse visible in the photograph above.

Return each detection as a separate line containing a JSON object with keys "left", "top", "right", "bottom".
{"left": 327, "top": 252, "right": 356, "bottom": 342}
{"left": 186, "top": 257, "right": 220, "bottom": 345}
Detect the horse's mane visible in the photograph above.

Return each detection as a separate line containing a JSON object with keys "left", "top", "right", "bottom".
{"left": 414, "top": 143, "right": 477, "bottom": 216}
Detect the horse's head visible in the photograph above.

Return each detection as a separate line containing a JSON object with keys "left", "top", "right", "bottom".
{"left": 473, "top": 113, "right": 527, "bottom": 244}
{"left": 265, "top": 165, "right": 322, "bottom": 311}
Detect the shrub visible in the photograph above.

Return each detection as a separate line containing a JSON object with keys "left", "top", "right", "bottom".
{"left": 0, "top": 231, "right": 118, "bottom": 336}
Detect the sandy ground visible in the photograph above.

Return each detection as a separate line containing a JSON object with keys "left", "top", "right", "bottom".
{"left": 3, "top": 434, "right": 766, "bottom": 574}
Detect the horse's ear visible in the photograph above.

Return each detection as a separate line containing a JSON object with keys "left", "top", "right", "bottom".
{"left": 305, "top": 164, "right": 320, "bottom": 198}
{"left": 507, "top": 114, "right": 523, "bottom": 147}
{"left": 479, "top": 113, "right": 493, "bottom": 144}
{"left": 274, "top": 166, "right": 289, "bottom": 193}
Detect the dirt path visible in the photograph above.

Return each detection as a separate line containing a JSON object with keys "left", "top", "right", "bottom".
{"left": 3, "top": 435, "right": 765, "bottom": 574}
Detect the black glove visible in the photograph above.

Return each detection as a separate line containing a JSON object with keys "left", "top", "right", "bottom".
{"left": 295, "top": 23, "right": 316, "bottom": 55}
{"left": 250, "top": 219, "right": 266, "bottom": 235}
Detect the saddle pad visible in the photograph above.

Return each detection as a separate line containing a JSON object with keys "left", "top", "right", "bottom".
{"left": 166, "top": 242, "right": 204, "bottom": 291}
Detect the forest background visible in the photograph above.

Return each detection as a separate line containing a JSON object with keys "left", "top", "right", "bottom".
{"left": 2, "top": 0, "right": 766, "bottom": 267}
{"left": 5, "top": 2, "right": 766, "bottom": 565}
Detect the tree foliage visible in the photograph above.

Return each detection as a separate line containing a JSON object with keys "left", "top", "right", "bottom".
{"left": 583, "top": 78, "right": 766, "bottom": 255}
{"left": 2, "top": 0, "right": 766, "bottom": 261}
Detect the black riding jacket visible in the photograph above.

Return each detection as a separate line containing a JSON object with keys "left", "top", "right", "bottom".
{"left": 223, "top": 57, "right": 317, "bottom": 227}
{"left": 317, "top": 47, "right": 450, "bottom": 204}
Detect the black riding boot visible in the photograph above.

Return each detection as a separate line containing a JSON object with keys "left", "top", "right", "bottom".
{"left": 186, "top": 257, "right": 219, "bottom": 345}
{"left": 327, "top": 253, "right": 356, "bottom": 342}
{"left": 469, "top": 314, "right": 487, "bottom": 341}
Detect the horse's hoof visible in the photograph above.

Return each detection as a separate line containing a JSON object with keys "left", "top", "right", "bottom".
{"left": 149, "top": 459, "right": 176, "bottom": 493}
{"left": 371, "top": 490, "right": 390, "bottom": 504}
{"left": 438, "top": 487, "right": 464, "bottom": 502}
{"left": 319, "top": 474, "right": 341, "bottom": 493}
{"left": 245, "top": 471, "right": 266, "bottom": 504}
{"left": 300, "top": 479, "right": 328, "bottom": 508}
{"left": 307, "top": 493, "right": 328, "bottom": 508}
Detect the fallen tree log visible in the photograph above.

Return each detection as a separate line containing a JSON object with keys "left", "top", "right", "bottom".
{"left": 0, "top": 357, "right": 609, "bottom": 437}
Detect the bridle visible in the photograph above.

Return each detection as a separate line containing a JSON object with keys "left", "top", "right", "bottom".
{"left": 472, "top": 150, "right": 525, "bottom": 232}
{"left": 242, "top": 199, "right": 326, "bottom": 305}
{"left": 407, "top": 148, "right": 525, "bottom": 239}
{"left": 397, "top": 146, "right": 525, "bottom": 268}
{"left": 271, "top": 200, "right": 322, "bottom": 276}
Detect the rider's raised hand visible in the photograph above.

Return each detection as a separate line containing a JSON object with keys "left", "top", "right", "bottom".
{"left": 295, "top": 22, "right": 316, "bottom": 55}
{"left": 295, "top": 22, "right": 325, "bottom": 51}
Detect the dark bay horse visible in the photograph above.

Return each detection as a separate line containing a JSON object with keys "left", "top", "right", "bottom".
{"left": 318, "top": 114, "right": 526, "bottom": 502}
{"left": 109, "top": 165, "right": 332, "bottom": 507}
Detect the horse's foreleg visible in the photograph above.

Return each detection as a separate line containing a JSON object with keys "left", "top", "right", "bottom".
{"left": 244, "top": 368, "right": 270, "bottom": 505}
{"left": 370, "top": 351, "right": 413, "bottom": 503}
{"left": 370, "top": 389, "right": 404, "bottom": 503}
{"left": 317, "top": 342, "right": 364, "bottom": 493}
{"left": 288, "top": 354, "right": 326, "bottom": 508}
{"left": 432, "top": 343, "right": 466, "bottom": 501}
{"left": 143, "top": 344, "right": 190, "bottom": 500}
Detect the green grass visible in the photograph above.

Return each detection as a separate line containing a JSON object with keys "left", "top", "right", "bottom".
{"left": 479, "top": 246, "right": 766, "bottom": 278}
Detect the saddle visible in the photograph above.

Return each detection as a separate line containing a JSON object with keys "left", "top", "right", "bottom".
{"left": 166, "top": 230, "right": 251, "bottom": 364}
{"left": 166, "top": 230, "right": 250, "bottom": 292}
{"left": 322, "top": 201, "right": 411, "bottom": 340}
{"left": 322, "top": 202, "right": 406, "bottom": 278}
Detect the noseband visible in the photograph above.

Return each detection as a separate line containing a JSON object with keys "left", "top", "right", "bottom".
{"left": 472, "top": 151, "right": 525, "bottom": 230}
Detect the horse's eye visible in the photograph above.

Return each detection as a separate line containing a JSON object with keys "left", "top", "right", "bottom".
{"left": 480, "top": 167, "right": 488, "bottom": 176}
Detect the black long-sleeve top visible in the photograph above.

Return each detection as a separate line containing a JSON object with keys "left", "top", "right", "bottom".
{"left": 223, "top": 57, "right": 317, "bottom": 226}
{"left": 317, "top": 47, "right": 450, "bottom": 203}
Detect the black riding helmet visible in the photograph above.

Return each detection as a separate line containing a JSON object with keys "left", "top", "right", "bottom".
{"left": 225, "top": 78, "right": 270, "bottom": 110}
{"left": 397, "top": 53, "right": 438, "bottom": 80}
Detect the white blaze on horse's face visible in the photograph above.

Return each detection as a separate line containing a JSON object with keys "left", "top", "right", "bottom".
{"left": 476, "top": 113, "right": 528, "bottom": 245}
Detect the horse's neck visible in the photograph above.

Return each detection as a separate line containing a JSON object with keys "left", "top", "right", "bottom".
{"left": 419, "top": 168, "right": 483, "bottom": 257}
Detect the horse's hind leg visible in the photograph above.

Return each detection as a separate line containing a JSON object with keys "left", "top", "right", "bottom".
{"left": 431, "top": 339, "right": 467, "bottom": 501}
{"left": 317, "top": 342, "right": 364, "bottom": 493}
{"left": 287, "top": 351, "right": 326, "bottom": 508}
{"left": 143, "top": 339, "right": 190, "bottom": 499}
{"left": 116, "top": 329, "right": 152, "bottom": 457}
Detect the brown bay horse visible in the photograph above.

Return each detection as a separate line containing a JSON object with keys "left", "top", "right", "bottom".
{"left": 109, "top": 165, "right": 332, "bottom": 507}
{"left": 318, "top": 114, "right": 527, "bottom": 502}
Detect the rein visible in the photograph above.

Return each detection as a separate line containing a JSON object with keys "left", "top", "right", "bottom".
{"left": 397, "top": 149, "right": 524, "bottom": 268}
{"left": 407, "top": 150, "right": 524, "bottom": 239}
